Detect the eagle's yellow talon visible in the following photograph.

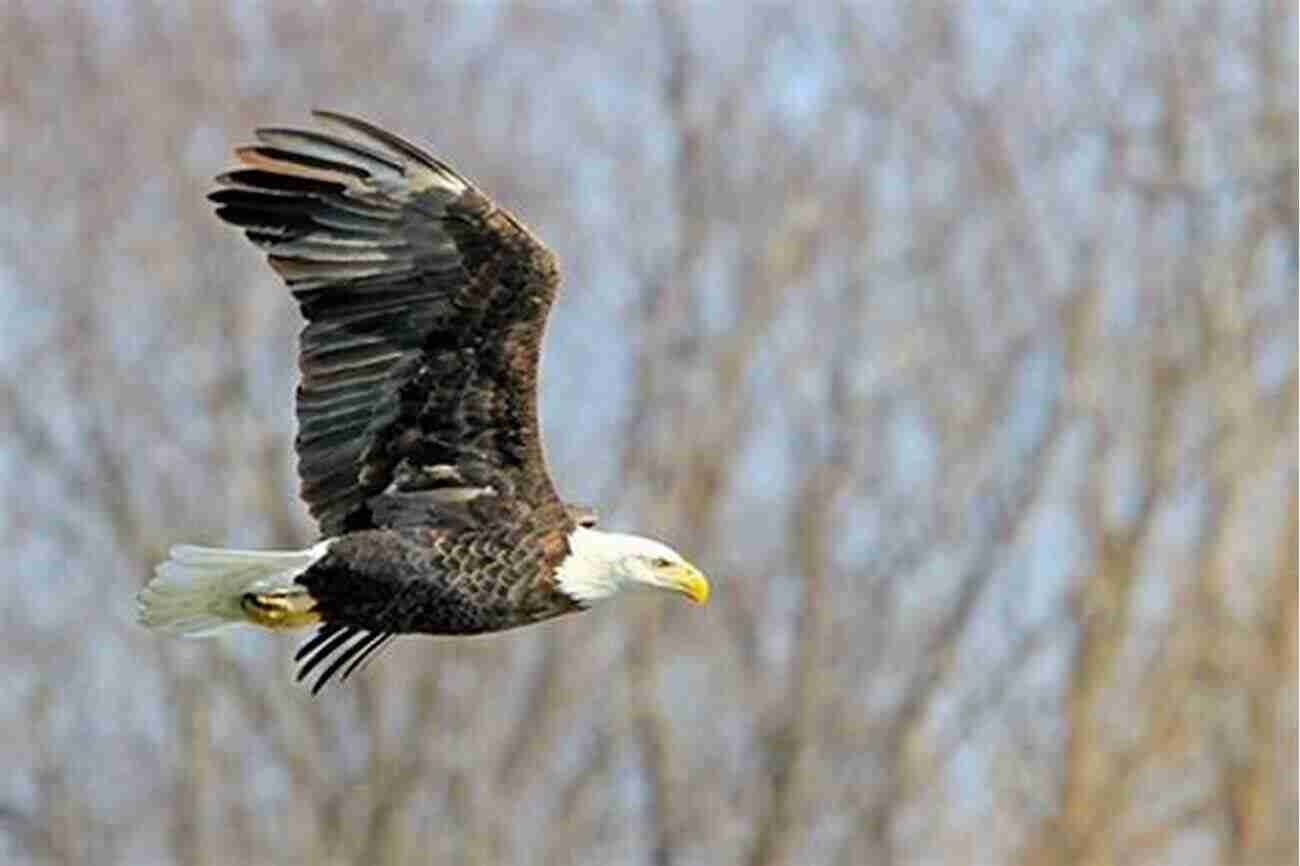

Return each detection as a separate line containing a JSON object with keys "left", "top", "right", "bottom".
{"left": 241, "top": 590, "right": 321, "bottom": 629}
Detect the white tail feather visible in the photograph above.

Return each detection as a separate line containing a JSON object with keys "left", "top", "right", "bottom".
{"left": 138, "top": 541, "right": 331, "bottom": 637}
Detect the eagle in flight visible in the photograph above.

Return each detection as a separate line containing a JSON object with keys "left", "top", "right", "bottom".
{"left": 138, "top": 111, "right": 709, "bottom": 693}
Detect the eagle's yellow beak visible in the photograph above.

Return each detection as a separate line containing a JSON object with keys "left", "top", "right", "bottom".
{"left": 660, "top": 562, "right": 710, "bottom": 605}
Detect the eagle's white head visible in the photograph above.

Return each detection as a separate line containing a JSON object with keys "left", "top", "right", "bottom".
{"left": 555, "top": 527, "right": 710, "bottom": 606}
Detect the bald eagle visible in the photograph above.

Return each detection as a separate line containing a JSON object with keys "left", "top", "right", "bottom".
{"left": 137, "top": 111, "right": 709, "bottom": 693}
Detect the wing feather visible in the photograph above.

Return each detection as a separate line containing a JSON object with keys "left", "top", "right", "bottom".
{"left": 294, "top": 625, "right": 392, "bottom": 695}
{"left": 211, "top": 112, "right": 568, "bottom": 537}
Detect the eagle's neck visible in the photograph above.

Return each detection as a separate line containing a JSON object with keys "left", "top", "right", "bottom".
{"left": 553, "top": 527, "right": 644, "bottom": 604}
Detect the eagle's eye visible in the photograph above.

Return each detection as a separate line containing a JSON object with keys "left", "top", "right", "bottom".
{"left": 651, "top": 557, "right": 673, "bottom": 569}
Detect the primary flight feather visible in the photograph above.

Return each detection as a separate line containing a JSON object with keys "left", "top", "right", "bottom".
{"left": 138, "top": 111, "right": 709, "bottom": 693}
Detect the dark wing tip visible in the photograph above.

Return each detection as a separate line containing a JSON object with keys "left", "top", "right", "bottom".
{"left": 310, "top": 109, "right": 467, "bottom": 183}
{"left": 295, "top": 624, "right": 395, "bottom": 695}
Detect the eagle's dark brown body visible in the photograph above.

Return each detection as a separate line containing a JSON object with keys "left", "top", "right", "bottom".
{"left": 289, "top": 514, "right": 584, "bottom": 686}
{"left": 302, "top": 519, "right": 583, "bottom": 637}
{"left": 205, "top": 112, "right": 590, "bottom": 689}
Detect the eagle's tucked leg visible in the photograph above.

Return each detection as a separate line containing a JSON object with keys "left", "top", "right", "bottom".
{"left": 240, "top": 588, "right": 321, "bottom": 629}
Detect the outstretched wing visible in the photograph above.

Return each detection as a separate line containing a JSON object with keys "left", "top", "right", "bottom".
{"left": 210, "top": 111, "right": 567, "bottom": 537}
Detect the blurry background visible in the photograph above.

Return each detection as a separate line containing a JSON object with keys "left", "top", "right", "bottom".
{"left": 0, "top": 3, "right": 1295, "bottom": 865}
